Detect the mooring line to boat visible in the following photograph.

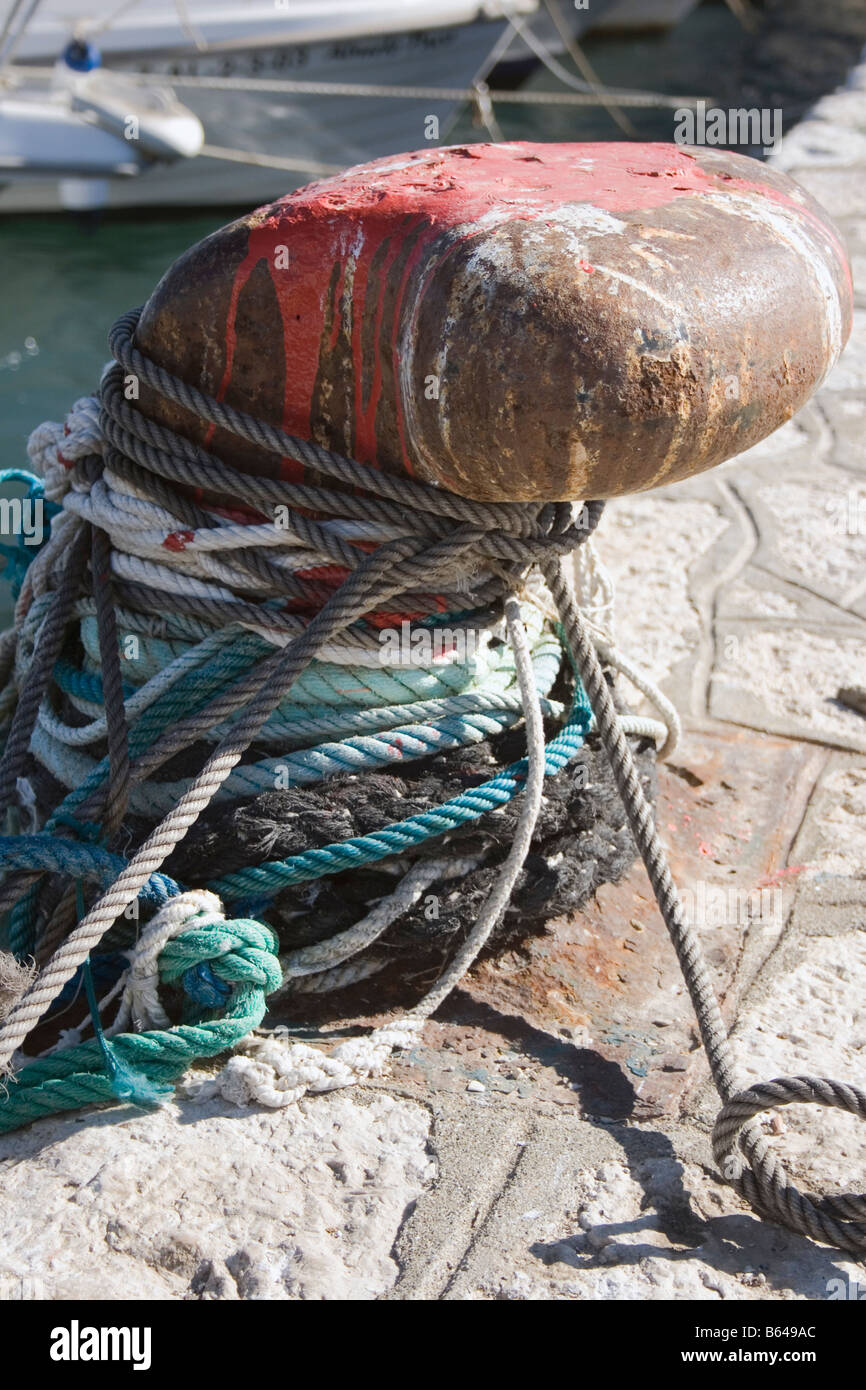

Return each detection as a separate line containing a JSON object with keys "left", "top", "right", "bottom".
{"left": 0, "top": 316, "right": 862, "bottom": 1254}
{"left": 10, "top": 65, "right": 705, "bottom": 111}
{"left": 539, "top": 0, "right": 639, "bottom": 137}
{"left": 197, "top": 145, "right": 345, "bottom": 179}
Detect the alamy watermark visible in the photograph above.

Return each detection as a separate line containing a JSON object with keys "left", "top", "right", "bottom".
{"left": 679, "top": 881, "right": 784, "bottom": 930}
{"left": 827, "top": 1277, "right": 866, "bottom": 1300}
{"left": 50, "top": 1320, "right": 152, "bottom": 1371}
{"left": 827, "top": 489, "right": 866, "bottom": 537}
{"left": 674, "top": 100, "right": 782, "bottom": 156}
{"left": 0, "top": 496, "right": 44, "bottom": 546}
{"left": 379, "top": 620, "right": 480, "bottom": 667}
{"left": 0, "top": 1272, "right": 44, "bottom": 1299}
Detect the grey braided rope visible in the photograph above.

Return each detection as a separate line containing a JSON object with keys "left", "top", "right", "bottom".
{"left": 90, "top": 526, "right": 130, "bottom": 841}
{"left": 107, "top": 316, "right": 550, "bottom": 536}
{"left": 32, "top": 526, "right": 135, "bottom": 963}
{"left": 544, "top": 557, "right": 866, "bottom": 1256}
{"left": 414, "top": 595, "right": 547, "bottom": 1020}
{"left": 112, "top": 574, "right": 503, "bottom": 652}
{"left": 0, "top": 523, "right": 90, "bottom": 819}
{"left": 102, "top": 379, "right": 470, "bottom": 540}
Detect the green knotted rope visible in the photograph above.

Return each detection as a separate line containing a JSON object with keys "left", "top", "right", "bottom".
{"left": 0, "top": 909, "right": 282, "bottom": 1134}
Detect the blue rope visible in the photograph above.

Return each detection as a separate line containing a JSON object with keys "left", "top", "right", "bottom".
{"left": 54, "top": 660, "right": 135, "bottom": 704}
{"left": 211, "top": 681, "right": 593, "bottom": 899}
{"left": 0, "top": 835, "right": 179, "bottom": 903}
{"left": 77, "top": 878, "right": 171, "bottom": 1108}
{"left": 0, "top": 469, "right": 61, "bottom": 597}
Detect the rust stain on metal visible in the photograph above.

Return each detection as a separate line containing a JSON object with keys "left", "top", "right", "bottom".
{"left": 132, "top": 141, "right": 852, "bottom": 505}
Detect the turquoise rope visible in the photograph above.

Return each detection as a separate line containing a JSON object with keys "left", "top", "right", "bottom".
{"left": 0, "top": 834, "right": 178, "bottom": 903}
{"left": 0, "top": 912, "right": 281, "bottom": 1135}
{"left": 0, "top": 677, "right": 591, "bottom": 949}
{"left": 211, "top": 682, "right": 593, "bottom": 899}
{"left": 33, "top": 634, "right": 565, "bottom": 810}
{"left": 54, "top": 660, "right": 135, "bottom": 704}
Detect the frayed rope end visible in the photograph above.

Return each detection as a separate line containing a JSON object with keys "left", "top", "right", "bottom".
{"left": 0, "top": 951, "right": 36, "bottom": 1023}
{"left": 0, "top": 954, "right": 38, "bottom": 1087}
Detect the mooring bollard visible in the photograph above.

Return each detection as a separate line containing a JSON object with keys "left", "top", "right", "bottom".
{"left": 135, "top": 140, "right": 851, "bottom": 501}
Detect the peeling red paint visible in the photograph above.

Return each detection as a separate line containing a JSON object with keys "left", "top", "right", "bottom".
{"left": 209, "top": 141, "right": 807, "bottom": 480}
{"left": 162, "top": 529, "right": 195, "bottom": 552}
{"left": 136, "top": 140, "right": 853, "bottom": 504}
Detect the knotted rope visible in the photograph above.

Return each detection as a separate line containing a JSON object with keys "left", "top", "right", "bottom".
{"left": 0, "top": 892, "right": 280, "bottom": 1133}
{"left": 0, "top": 308, "right": 862, "bottom": 1255}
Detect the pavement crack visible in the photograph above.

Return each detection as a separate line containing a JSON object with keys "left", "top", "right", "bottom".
{"left": 689, "top": 478, "right": 759, "bottom": 719}
{"left": 438, "top": 1123, "right": 534, "bottom": 1299}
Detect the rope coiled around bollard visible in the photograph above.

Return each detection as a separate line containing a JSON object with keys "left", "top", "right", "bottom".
{"left": 0, "top": 309, "right": 861, "bottom": 1255}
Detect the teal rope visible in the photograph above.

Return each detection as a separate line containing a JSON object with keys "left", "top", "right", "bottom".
{"left": 0, "top": 469, "right": 61, "bottom": 597}
{"left": 211, "top": 681, "right": 593, "bottom": 900}
{"left": 0, "top": 911, "right": 281, "bottom": 1135}
{"left": 0, "top": 676, "right": 590, "bottom": 941}
{"left": 0, "top": 677, "right": 588, "bottom": 1134}
{"left": 34, "top": 630, "right": 276, "bottom": 828}
{"left": 54, "top": 660, "right": 135, "bottom": 704}
{"left": 0, "top": 834, "right": 178, "bottom": 902}
{"left": 32, "top": 635, "right": 564, "bottom": 810}
{"left": 7, "top": 879, "right": 42, "bottom": 957}
{"left": 25, "top": 609, "right": 561, "bottom": 834}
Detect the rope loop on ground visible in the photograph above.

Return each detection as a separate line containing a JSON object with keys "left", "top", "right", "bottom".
{"left": 712, "top": 1076, "right": 866, "bottom": 1255}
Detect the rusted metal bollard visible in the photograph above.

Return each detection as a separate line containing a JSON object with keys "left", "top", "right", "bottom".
{"left": 136, "top": 140, "right": 851, "bottom": 503}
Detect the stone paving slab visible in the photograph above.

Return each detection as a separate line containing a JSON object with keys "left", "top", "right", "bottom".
{"left": 387, "top": 1105, "right": 865, "bottom": 1302}
{"left": 0, "top": 1090, "right": 434, "bottom": 1300}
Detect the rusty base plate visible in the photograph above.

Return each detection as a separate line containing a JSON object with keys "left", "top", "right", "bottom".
{"left": 299, "top": 724, "right": 824, "bottom": 1122}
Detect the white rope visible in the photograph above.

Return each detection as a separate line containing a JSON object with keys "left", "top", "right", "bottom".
{"left": 185, "top": 1017, "right": 425, "bottom": 1109}
{"left": 27, "top": 396, "right": 102, "bottom": 503}
{"left": 291, "top": 953, "right": 389, "bottom": 994}
{"left": 25, "top": 401, "right": 509, "bottom": 670}
{"left": 108, "top": 889, "right": 225, "bottom": 1036}
{"left": 277, "top": 854, "right": 480, "bottom": 988}
{"left": 0, "top": 952, "right": 35, "bottom": 1024}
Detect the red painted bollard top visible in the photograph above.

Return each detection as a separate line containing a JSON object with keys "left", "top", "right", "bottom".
{"left": 136, "top": 142, "right": 852, "bottom": 502}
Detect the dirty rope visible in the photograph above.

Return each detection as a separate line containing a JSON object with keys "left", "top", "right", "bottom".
{"left": 0, "top": 308, "right": 862, "bottom": 1257}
